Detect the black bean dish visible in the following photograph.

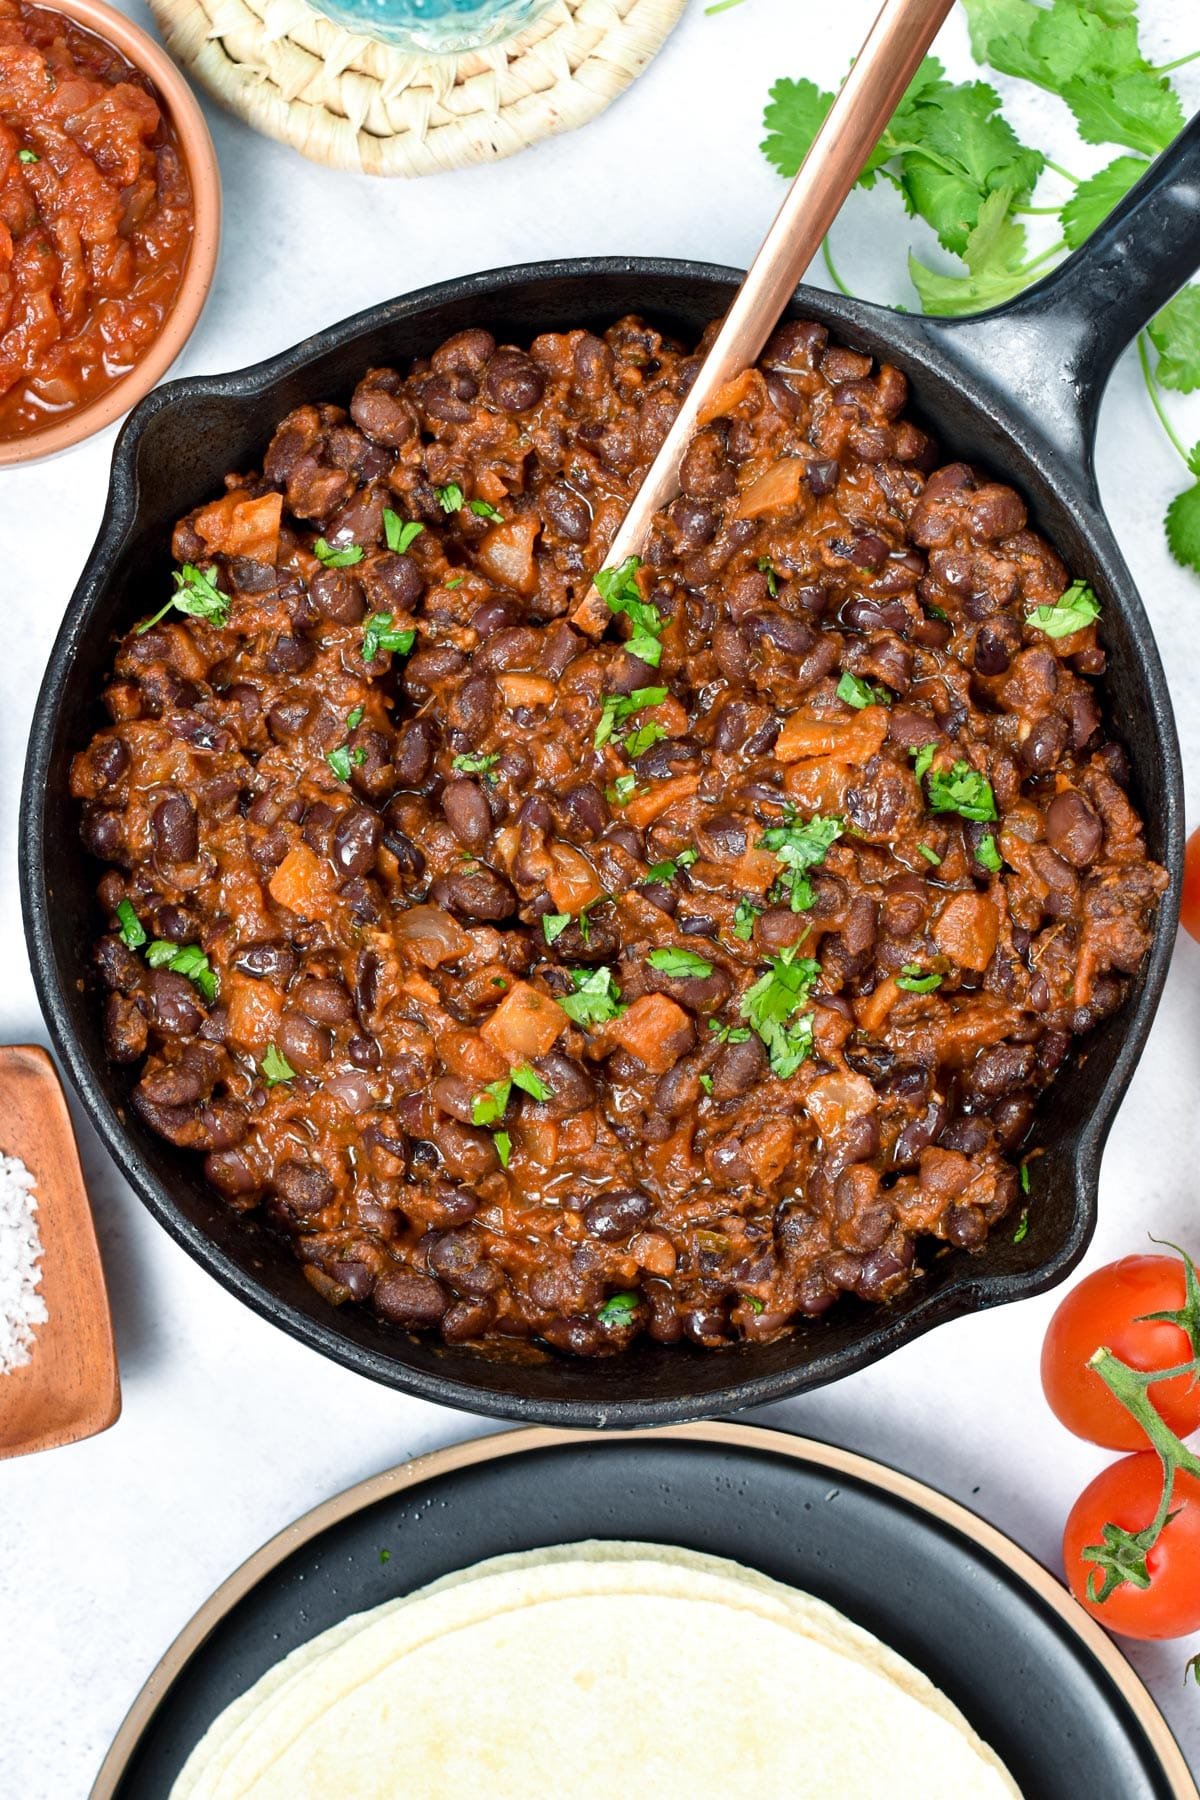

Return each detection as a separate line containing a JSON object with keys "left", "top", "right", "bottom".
{"left": 71, "top": 314, "right": 1166, "bottom": 1357}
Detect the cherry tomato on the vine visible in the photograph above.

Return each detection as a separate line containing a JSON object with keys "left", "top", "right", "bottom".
{"left": 1063, "top": 1453, "right": 1200, "bottom": 1639}
{"left": 1181, "top": 825, "right": 1200, "bottom": 943}
{"left": 1041, "top": 1256, "right": 1200, "bottom": 1449}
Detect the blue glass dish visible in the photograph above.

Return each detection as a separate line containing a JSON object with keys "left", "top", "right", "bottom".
{"left": 311, "top": 0, "right": 553, "bottom": 54}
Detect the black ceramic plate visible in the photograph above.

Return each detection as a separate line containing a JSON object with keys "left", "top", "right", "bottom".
{"left": 94, "top": 1424, "right": 1195, "bottom": 1799}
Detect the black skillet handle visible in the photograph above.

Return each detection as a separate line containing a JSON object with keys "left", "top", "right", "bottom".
{"left": 919, "top": 113, "right": 1200, "bottom": 489}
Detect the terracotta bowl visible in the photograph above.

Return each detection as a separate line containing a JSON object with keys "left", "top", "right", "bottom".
{"left": 0, "top": 0, "right": 221, "bottom": 468}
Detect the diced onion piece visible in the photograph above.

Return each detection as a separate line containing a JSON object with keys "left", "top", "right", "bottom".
{"left": 736, "top": 457, "right": 806, "bottom": 519}
{"left": 267, "top": 843, "right": 336, "bottom": 923}
{"left": 605, "top": 993, "right": 692, "bottom": 1073}
{"left": 933, "top": 892, "right": 999, "bottom": 972}
{"left": 482, "top": 980, "right": 568, "bottom": 1061}
{"left": 475, "top": 514, "right": 540, "bottom": 595}
{"left": 624, "top": 774, "right": 699, "bottom": 829}
{"left": 546, "top": 842, "right": 605, "bottom": 914}
{"left": 804, "top": 1071, "right": 879, "bottom": 1138}
{"left": 195, "top": 490, "right": 283, "bottom": 564}
{"left": 391, "top": 903, "right": 471, "bottom": 968}
{"left": 498, "top": 673, "right": 556, "bottom": 710}
{"left": 776, "top": 705, "right": 890, "bottom": 764}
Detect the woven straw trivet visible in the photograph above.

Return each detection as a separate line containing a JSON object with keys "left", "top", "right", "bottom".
{"left": 149, "top": 0, "right": 687, "bottom": 176}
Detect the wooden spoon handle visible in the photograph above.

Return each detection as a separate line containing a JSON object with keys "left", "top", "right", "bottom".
{"left": 572, "top": 0, "right": 957, "bottom": 635}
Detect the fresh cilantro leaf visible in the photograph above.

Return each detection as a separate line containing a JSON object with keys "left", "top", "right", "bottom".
{"left": 760, "top": 76, "right": 835, "bottom": 177}
{"left": 594, "top": 686, "right": 667, "bottom": 749}
{"left": 624, "top": 721, "right": 669, "bottom": 758}
{"left": 759, "top": 810, "right": 842, "bottom": 911}
{"left": 472, "top": 1077, "right": 512, "bottom": 1127}
{"left": 435, "top": 483, "right": 465, "bottom": 513}
{"left": 1020, "top": 1159, "right": 1032, "bottom": 1196}
{"left": 1027, "top": 580, "right": 1101, "bottom": 637}
{"left": 145, "top": 940, "right": 218, "bottom": 1003}
{"left": 699, "top": 1073, "right": 714, "bottom": 1094}
{"left": 327, "top": 745, "right": 353, "bottom": 782}
{"left": 596, "top": 1291, "right": 640, "bottom": 1329}
{"left": 976, "top": 833, "right": 1004, "bottom": 873}
{"left": 742, "top": 1292, "right": 765, "bottom": 1313}
{"left": 909, "top": 189, "right": 1033, "bottom": 317}
{"left": 362, "top": 613, "right": 415, "bottom": 662}
{"left": 732, "top": 898, "right": 760, "bottom": 942}
{"left": 313, "top": 538, "right": 364, "bottom": 568}
{"left": 926, "top": 760, "right": 997, "bottom": 822}
{"left": 647, "top": 947, "right": 715, "bottom": 978}
{"left": 917, "top": 843, "right": 942, "bottom": 866}
{"left": 383, "top": 510, "right": 424, "bottom": 555}
{"left": 469, "top": 499, "right": 505, "bottom": 522}
{"left": 1149, "top": 287, "right": 1200, "bottom": 394}
{"left": 1165, "top": 480, "right": 1200, "bottom": 576}
{"left": 1013, "top": 1208, "right": 1030, "bottom": 1243}
{"left": 511, "top": 1062, "right": 552, "bottom": 1101}
{"left": 543, "top": 913, "right": 571, "bottom": 945}
{"left": 606, "top": 774, "right": 639, "bottom": 807}
{"left": 116, "top": 900, "right": 146, "bottom": 949}
{"left": 346, "top": 706, "right": 364, "bottom": 731}
{"left": 837, "top": 670, "right": 888, "bottom": 709}
{"left": 899, "top": 82, "right": 1043, "bottom": 257}
{"left": 261, "top": 1044, "right": 296, "bottom": 1087}
{"left": 18, "top": 148, "right": 38, "bottom": 163}
{"left": 912, "top": 743, "right": 937, "bottom": 783}
{"left": 709, "top": 1019, "right": 752, "bottom": 1043}
{"left": 1063, "top": 70, "right": 1183, "bottom": 159}
{"left": 757, "top": 555, "right": 780, "bottom": 597}
{"left": 595, "top": 557, "right": 667, "bottom": 668}
{"left": 137, "top": 563, "right": 230, "bottom": 635}
{"left": 1062, "top": 155, "right": 1147, "bottom": 249}
{"left": 556, "top": 966, "right": 625, "bottom": 1028}
{"left": 452, "top": 751, "right": 500, "bottom": 776}
{"left": 740, "top": 945, "right": 822, "bottom": 1079}
{"left": 494, "top": 1130, "right": 512, "bottom": 1168}
{"left": 897, "top": 964, "right": 943, "bottom": 993}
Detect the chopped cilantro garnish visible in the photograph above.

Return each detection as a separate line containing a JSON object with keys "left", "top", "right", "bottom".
{"left": 435, "top": 483, "right": 465, "bottom": 513}
{"left": 452, "top": 751, "right": 500, "bottom": 776}
{"left": 1013, "top": 1209, "right": 1029, "bottom": 1243}
{"left": 896, "top": 963, "right": 942, "bottom": 993}
{"left": 911, "top": 743, "right": 937, "bottom": 783}
{"left": 137, "top": 563, "right": 230, "bottom": 635}
{"left": 624, "top": 721, "right": 668, "bottom": 758}
{"left": 383, "top": 510, "right": 424, "bottom": 555}
{"left": 709, "top": 1019, "right": 752, "bottom": 1044}
{"left": 732, "top": 898, "right": 760, "bottom": 942}
{"left": 595, "top": 556, "right": 667, "bottom": 668}
{"left": 145, "top": 940, "right": 218, "bottom": 1004}
{"left": 759, "top": 809, "right": 842, "bottom": 911}
{"left": 837, "top": 671, "right": 890, "bottom": 710}
{"left": 261, "top": 1044, "right": 296, "bottom": 1087}
{"left": 647, "top": 947, "right": 714, "bottom": 978}
{"left": 18, "top": 148, "right": 38, "bottom": 163}
{"left": 916, "top": 843, "right": 941, "bottom": 866}
{"left": 606, "top": 774, "right": 639, "bottom": 807}
{"left": 543, "top": 913, "right": 571, "bottom": 945}
{"left": 556, "top": 966, "right": 625, "bottom": 1028}
{"left": 699, "top": 1073, "right": 714, "bottom": 1094}
{"left": 494, "top": 1130, "right": 512, "bottom": 1168}
{"left": 1027, "top": 581, "right": 1100, "bottom": 639}
{"left": 327, "top": 745, "right": 353, "bottom": 782}
{"left": 645, "top": 848, "right": 696, "bottom": 884}
{"left": 926, "top": 760, "right": 997, "bottom": 822}
{"left": 362, "top": 612, "right": 416, "bottom": 663}
{"left": 594, "top": 686, "right": 668, "bottom": 750}
{"left": 469, "top": 499, "right": 505, "bottom": 522}
{"left": 742, "top": 1294, "right": 765, "bottom": 1314}
{"left": 976, "top": 833, "right": 1003, "bottom": 874}
{"left": 347, "top": 705, "right": 364, "bottom": 731}
{"left": 596, "top": 1291, "right": 640, "bottom": 1329}
{"left": 445, "top": 576, "right": 464, "bottom": 590}
{"left": 1020, "top": 1160, "right": 1031, "bottom": 1196}
{"left": 313, "top": 538, "right": 364, "bottom": 568}
{"left": 739, "top": 945, "right": 821, "bottom": 1078}
{"left": 379, "top": 1548, "right": 391, "bottom": 1564}
{"left": 471, "top": 1062, "right": 553, "bottom": 1129}
{"left": 757, "top": 555, "right": 779, "bottom": 597}
{"left": 116, "top": 900, "right": 146, "bottom": 950}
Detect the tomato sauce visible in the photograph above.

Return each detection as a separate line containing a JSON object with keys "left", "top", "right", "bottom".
{"left": 0, "top": 0, "right": 193, "bottom": 440}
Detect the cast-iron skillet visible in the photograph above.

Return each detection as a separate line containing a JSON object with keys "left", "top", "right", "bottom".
{"left": 21, "top": 122, "right": 1199, "bottom": 1428}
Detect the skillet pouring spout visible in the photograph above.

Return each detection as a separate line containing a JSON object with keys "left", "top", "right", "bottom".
{"left": 17, "top": 201, "right": 1191, "bottom": 1422}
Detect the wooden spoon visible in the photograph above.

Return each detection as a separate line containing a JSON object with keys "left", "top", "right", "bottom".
{"left": 0, "top": 1045, "right": 119, "bottom": 1459}
{"left": 572, "top": 0, "right": 957, "bottom": 635}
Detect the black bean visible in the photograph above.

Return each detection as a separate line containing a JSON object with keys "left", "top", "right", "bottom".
{"left": 1045, "top": 789, "right": 1103, "bottom": 867}
{"left": 405, "top": 646, "right": 466, "bottom": 698}
{"left": 381, "top": 826, "right": 426, "bottom": 877}
{"left": 310, "top": 568, "right": 365, "bottom": 625}
{"left": 147, "top": 970, "right": 203, "bottom": 1035}
{"left": 543, "top": 482, "right": 591, "bottom": 542}
{"left": 485, "top": 349, "right": 545, "bottom": 412}
{"left": 365, "top": 553, "right": 423, "bottom": 613}
{"left": 529, "top": 1053, "right": 595, "bottom": 1117}
{"left": 266, "top": 634, "right": 315, "bottom": 674}
{"left": 234, "top": 941, "right": 297, "bottom": 983}
{"left": 426, "top": 1227, "right": 504, "bottom": 1296}
{"left": 205, "top": 1148, "right": 258, "bottom": 1197}
{"left": 430, "top": 867, "right": 516, "bottom": 922}
{"left": 267, "top": 696, "right": 313, "bottom": 741}
{"left": 83, "top": 808, "right": 123, "bottom": 860}
{"left": 583, "top": 1188, "right": 653, "bottom": 1241}
{"left": 393, "top": 718, "right": 437, "bottom": 788}
{"left": 104, "top": 992, "right": 148, "bottom": 1062}
{"left": 711, "top": 1033, "right": 767, "bottom": 1098}
{"left": 137, "top": 1058, "right": 207, "bottom": 1107}
{"left": 805, "top": 457, "right": 839, "bottom": 496}
{"left": 293, "top": 978, "right": 355, "bottom": 1025}
{"left": 557, "top": 783, "right": 607, "bottom": 840}
{"left": 374, "top": 1270, "right": 450, "bottom": 1327}
{"left": 332, "top": 805, "right": 382, "bottom": 877}
{"left": 274, "top": 1159, "right": 334, "bottom": 1215}
{"left": 347, "top": 1034, "right": 382, "bottom": 1070}
{"left": 974, "top": 623, "right": 1014, "bottom": 675}
{"left": 276, "top": 1010, "right": 332, "bottom": 1072}
{"left": 88, "top": 736, "right": 129, "bottom": 789}
{"left": 1021, "top": 713, "right": 1069, "bottom": 774}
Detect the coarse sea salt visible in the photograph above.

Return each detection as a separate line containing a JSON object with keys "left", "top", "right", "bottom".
{"left": 0, "top": 1151, "right": 48, "bottom": 1374}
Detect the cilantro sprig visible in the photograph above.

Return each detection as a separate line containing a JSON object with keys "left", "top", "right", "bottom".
{"left": 361, "top": 613, "right": 415, "bottom": 663}
{"left": 757, "top": 12, "right": 1200, "bottom": 576}
{"left": 1027, "top": 580, "right": 1101, "bottom": 638}
{"left": 594, "top": 686, "right": 668, "bottom": 750}
{"left": 145, "top": 940, "right": 219, "bottom": 1004}
{"left": 137, "top": 563, "right": 230, "bottom": 635}
{"left": 595, "top": 557, "right": 668, "bottom": 667}
{"left": 758, "top": 810, "right": 842, "bottom": 912}
{"left": 647, "top": 947, "right": 714, "bottom": 978}
{"left": 740, "top": 945, "right": 821, "bottom": 1078}
{"left": 555, "top": 966, "right": 625, "bottom": 1028}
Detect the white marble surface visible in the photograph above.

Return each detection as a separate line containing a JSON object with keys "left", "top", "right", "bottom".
{"left": 2, "top": 0, "right": 1200, "bottom": 1790}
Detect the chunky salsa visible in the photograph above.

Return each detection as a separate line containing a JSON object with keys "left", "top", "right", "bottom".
{"left": 72, "top": 315, "right": 1166, "bottom": 1358}
{"left": 0, "top": 0, "right": 193, "bottom": 440}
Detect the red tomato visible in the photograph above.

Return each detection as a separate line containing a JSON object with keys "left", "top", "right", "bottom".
{"left": 1063, "top": 1453, "right": 1200, "bottom": 1638}
{"left": 1182, "top": 825, "right": 1200, "bottom": 943}
{"left": 1041, "top": 1256, "right": 1200, "bottom": 1449}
